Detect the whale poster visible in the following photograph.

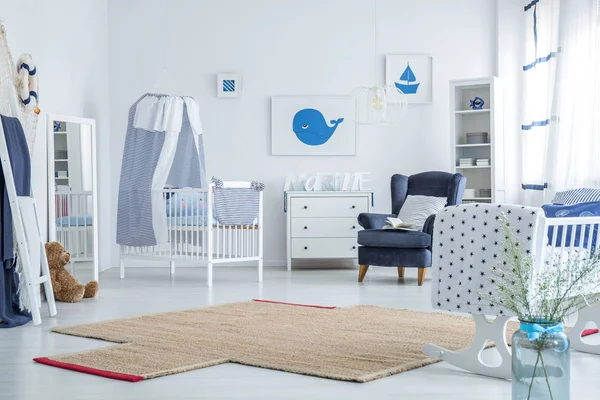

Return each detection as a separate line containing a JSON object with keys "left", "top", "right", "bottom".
{"left": 385, "top": 55, "right": 432, "bottom": 103}
{"left": 271, "top": 96, "right": 356, "bottom": 155}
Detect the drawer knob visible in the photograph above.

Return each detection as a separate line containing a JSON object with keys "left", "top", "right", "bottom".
{"left": 351, "top": 205, "right": 356, "bottom": 209}
{"left": 352, "top": 225, "right": 356, "bottom": 229}
{"left": 352, "top": 246, "right": 356, "bottom": 250}
{"left": 304, "top": 246, "right": 308, "bottom": 250}
{"left": 303, "top": 205, "right": 308, "bottom": 209}
{"left": 304, "top": 226, "right": 308, "bottom": 230}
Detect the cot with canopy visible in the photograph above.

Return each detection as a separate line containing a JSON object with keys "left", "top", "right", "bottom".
{"left": 117, "top": 93, "right": 263, "bottom": 287}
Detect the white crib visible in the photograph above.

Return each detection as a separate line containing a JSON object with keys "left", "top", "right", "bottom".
{"left": 541, "top": 214, "right": 600, "bottom": 356}
{"left": 55, "top": 191, "right": 94, "bottom": 262}
{"left": 119, "top": 182, "right": 264, "bottom": 287}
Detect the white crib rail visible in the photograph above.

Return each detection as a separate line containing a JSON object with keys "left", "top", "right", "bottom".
{"left": 119, "top": 182, "right": 264, "bottom": 286}
{"left": 55, "top": 191, "right": 94, "bottom": 262}
{"left": 539, "top": 215, "right": 600, "bottom": 264}
{"left": 541, "top": 215, "right": 600, "bottom": 355}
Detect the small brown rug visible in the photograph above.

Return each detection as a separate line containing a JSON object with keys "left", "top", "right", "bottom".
{"left": 34, "top": 300, "right": 518, "bottom": 383}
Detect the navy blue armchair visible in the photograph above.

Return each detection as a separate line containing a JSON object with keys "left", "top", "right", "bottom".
{"left": 356, "top": 171, "right": 466, "bottom": 285}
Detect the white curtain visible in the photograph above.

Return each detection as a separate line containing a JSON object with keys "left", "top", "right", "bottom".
{"left": 521, "top": 0, "right": 600, "bottom": 204}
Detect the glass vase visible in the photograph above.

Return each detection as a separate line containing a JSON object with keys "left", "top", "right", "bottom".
{"left": 512, "top": 321, "right": 570, "bottom": 400}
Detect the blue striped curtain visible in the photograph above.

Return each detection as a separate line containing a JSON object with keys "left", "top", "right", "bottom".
{"left": 522, "top": 0, "right": 600, "bottom": 204}
{"left": 521, "top": 0, "right": 560, "bottom": 204}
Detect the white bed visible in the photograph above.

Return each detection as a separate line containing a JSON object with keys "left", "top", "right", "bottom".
{"left": 119, "top": 181, "right": 264, "bottom": 287}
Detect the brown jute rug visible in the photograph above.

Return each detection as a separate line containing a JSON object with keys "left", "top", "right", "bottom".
{"left": 34, "top": 300, "right": 518, "bottom": 383}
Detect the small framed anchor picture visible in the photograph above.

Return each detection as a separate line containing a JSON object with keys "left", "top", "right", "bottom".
{"left": 386, "top": 54, "right": 432, "bottom": 104}
{"left": 217, "top": 73, "right": 242, "bottom": 98}
{"left": 271, "top": 96, "right": 356, "bottom": 156}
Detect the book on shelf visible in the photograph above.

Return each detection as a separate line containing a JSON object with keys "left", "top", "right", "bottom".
{"left": 458, "top": 158, "right": 475, "bottom": 167}
{"left": 382, "top": 217, "right": 417, "bottom": 231}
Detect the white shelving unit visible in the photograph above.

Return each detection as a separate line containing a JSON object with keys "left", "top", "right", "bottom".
{"left": 53, "top": 121, "right": 70, "bottom": 187}
{"left": 450, "top": 77, "right": 504, "bottom": 204}
{"left": 52, "top": 121, "right": 83, "bottom": 191}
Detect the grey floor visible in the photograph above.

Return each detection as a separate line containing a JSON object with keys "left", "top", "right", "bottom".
{"left": 3, "top": 265, "right": 599, "bottom": 399}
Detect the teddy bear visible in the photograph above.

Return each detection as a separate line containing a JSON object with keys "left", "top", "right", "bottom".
{"left": 45, "top": 241, "right": 98, "bottom": 302}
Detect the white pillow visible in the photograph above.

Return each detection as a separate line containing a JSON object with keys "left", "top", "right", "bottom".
{"left": 397, "top": 195, "right": 447, "bottom": 230}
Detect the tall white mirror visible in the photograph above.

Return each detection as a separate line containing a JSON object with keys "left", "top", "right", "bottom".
{"left": 47, "top": 115, "right": 98, "bottom": 282}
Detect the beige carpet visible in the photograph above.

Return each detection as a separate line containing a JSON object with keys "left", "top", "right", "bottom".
{"left": 34, "top": 300, "right": 517, "bottom": 382}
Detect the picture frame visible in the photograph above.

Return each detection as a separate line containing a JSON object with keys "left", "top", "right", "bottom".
{"left": 385, "top": 54, "right": 433, "bottom": 104}
{"left": 217, "top": 73, "right": 242, "bottom": 98}
{"left": 271, "top": 96, "right": 356, "bottom": 156}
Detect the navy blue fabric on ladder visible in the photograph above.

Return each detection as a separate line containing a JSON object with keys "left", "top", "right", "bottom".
{"left": 0, "top": 115, "right": 31, "bottom": 328}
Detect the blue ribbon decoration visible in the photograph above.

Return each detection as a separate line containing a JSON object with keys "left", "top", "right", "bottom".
{"left": 520, "top": 322, "right": 568, "bottom": 352}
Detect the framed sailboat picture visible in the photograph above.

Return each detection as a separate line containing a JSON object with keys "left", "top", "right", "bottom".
{"left": 386, "top": 55, "right": 433, "bottom": 103}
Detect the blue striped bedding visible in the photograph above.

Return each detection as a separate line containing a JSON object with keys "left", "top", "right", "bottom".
{"left": 168, "top": 216, "right": 208, "bottom": 227}
{"left": 553, "top": 188, "right": 600, "bottom": 205}
{"left": 56, "top": 216, "right": 93, "bottom": 227}
{"left": 542, "top": 202, "right": 600, "bottom": 248}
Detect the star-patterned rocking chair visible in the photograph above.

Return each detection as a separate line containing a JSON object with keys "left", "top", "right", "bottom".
{"left": 423, "top": 203, "right": 544, "bottom": 379}
{"left": 424, "top": 202, "right": 600, "bottom": 378}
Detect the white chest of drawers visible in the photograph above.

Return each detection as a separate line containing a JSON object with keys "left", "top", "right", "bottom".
{"left": 285, "top": 191, "right": 372, "bottom": 270}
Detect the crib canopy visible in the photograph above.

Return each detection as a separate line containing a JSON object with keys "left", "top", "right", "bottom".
{"left": 117, "top": 93, "right": 207, "bottom": 246}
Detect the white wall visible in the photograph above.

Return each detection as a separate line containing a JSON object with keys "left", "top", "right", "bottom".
{"left": 106, "top": 0, "right": 497, "bottom": 267}
{"left": 1, "top": 1, "right": 112, "bottom": 270}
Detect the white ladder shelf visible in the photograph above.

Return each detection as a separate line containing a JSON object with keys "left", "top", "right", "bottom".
{"left": 0, "top": 118, "right": 56, "bottom": 325}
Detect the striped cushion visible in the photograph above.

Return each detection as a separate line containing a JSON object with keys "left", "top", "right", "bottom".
{"left": 398, "top": 195, "right": 447, "bottom": 230}
{"left": 552, "top": 188, "right": 600, "bottom": 205}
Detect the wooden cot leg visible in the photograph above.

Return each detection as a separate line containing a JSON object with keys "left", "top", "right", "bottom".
{"left": 358, "top": 265, "right": 369, "bottom": 282}
{"left": 417, "top": 267, "right": 427, "bottom": 286}
{"left": 397, "top": 267, "right": 405, "bottom": 278}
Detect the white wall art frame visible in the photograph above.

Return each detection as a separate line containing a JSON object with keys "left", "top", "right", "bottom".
{"left": 217, "top": 73, "right": 242, "bottom": 98}
{"left": 271, "top": 96, "right": 356, "bottom": 156}
{"left": 386, "top": 54, "right": 433, "bottom": 104}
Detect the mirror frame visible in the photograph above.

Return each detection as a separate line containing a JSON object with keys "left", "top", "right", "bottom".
{"left": 46, "top": 114, "right": 99, "bottom": 282}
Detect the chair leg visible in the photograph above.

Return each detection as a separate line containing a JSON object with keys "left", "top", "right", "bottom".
{"left": 423, "top": 315, "right": 512, "bottom": 379}
{"left": 417, "top": 267, "right": 427, "bottom": 286}
{"left": 358, "top": 265, "right": 369, "bottom": 282}
{"left": 397, "top": 267, "right": 405, "bottom": 278}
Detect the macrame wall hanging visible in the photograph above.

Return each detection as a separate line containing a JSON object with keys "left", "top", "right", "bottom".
{"left": 0, "top": 23, "right": 39, "bottom": 154}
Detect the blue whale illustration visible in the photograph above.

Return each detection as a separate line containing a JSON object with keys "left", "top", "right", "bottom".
{"left": 292, "top": 108, "right": 344, "bottom": 146}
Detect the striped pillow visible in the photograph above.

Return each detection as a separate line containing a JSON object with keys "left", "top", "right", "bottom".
{"left": 552, "top": 188, "right": 600, "bottom": 205}
{"left": 398, "top": 195, "right": 447, "bottom": 230}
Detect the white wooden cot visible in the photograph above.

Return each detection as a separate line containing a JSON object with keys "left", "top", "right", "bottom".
{"left": 119, "top": 181, "right": 264, "bottom": 287}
